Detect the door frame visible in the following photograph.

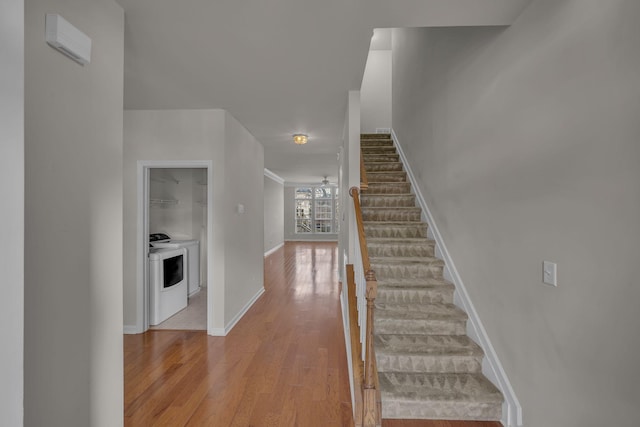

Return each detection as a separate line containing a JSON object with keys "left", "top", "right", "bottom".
{"left": 136, "top": 160, "right": 214, "bottom": 334}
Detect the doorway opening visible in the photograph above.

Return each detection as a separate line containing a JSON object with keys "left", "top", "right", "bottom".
{"left": 137, "top": 161, "right": 214, "bottom": 335}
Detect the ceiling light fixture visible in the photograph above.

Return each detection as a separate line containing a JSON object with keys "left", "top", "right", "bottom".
{"left": 293, "top": 134, "right": 308, "bottom": 145}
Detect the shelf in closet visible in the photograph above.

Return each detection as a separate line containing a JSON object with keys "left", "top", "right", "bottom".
{"left": 150, "top": 198, "right": 179, "bottom": 206}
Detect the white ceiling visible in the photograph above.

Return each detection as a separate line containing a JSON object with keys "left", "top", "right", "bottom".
{"left": 115, "top": 0, "right": 530, "bottom": 183}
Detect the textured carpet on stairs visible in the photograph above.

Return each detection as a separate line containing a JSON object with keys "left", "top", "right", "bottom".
{"left": 360, "top": 133, "right": 503, "bottom": 421}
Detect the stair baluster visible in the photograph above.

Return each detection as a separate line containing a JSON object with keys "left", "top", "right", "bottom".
{"left": 349, "top": 186, "right": 382, "bottom": 427}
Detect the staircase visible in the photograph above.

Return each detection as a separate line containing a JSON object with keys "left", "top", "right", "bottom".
{"left": 360, "top": 133, "right": 503, "bottom": 421}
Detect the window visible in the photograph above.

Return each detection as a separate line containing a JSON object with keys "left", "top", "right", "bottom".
{"left": 295, "top": 186, "right": 339, "bottom": 234}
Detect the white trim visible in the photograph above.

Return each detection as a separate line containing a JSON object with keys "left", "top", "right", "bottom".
{"left": 375, "top": 128, "right": 391, "bottom": 134}
{"left": 264, "top": 168, "right": 285, "bottom": 185}
{"left": 264, "top": 242, "right": 285, "bottom": 258}
{"left": 136, "top": 160, "right": 216, "bottom": 336}
{"left": 208, "top": 328, "right": 226, "bottom": 336}
{"left": 222, "top": 286, "right": 265, "bottom": 335}
{"left": 123, "top": 325, "right": 139, "bottom": 335}
{"left": 391, "top": 129, "right": 522, "bottom": 427}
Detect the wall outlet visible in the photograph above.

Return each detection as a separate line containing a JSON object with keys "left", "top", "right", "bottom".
{"left": 543, "top": 261, "right": 557, "bottom": 286}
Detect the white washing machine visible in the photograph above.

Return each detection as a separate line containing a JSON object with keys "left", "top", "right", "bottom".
{"left": 150, "top": 233, "right": 200, "bottom": 296}
{"left": 149, "top": 247, "right": 188, "bottom": 325}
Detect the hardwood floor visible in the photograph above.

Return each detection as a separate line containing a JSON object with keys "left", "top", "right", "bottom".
{"left": 124, "top": 242, "right": 502, "bottom": 427}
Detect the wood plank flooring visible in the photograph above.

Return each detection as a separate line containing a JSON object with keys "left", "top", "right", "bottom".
{"left": 124, "top": 242, "right": 502, "bottom": 427}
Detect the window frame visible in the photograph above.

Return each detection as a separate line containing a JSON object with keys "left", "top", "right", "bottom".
{"left": 294, "top": 185, "right": 339, "bottom": 234}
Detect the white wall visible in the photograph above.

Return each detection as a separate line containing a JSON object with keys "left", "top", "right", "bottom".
{"left": 264, "top": 172, "right": 285, "bottom": 253}
{"left": 123, "top": 109, "right": 264, "bottom": 332}
{"left": 392, "top": 1, "right": 640, "bottom": 426}
{"left": 149, "top": 168, "right": 204, "bottom": 239}
{"left": 284, "top": 186, "right": 339, "bottom": 242}
{"left": 361, "top": 50, "right": 392, "bottom": 133}
{"left": 24, "top": 0, "right": 124, "bottom": 425}
{"left": 0, "top": 0, "right": 23, "bottom": 424}
{"left": 223, "top": 112, "right": 265, "bottom": 324}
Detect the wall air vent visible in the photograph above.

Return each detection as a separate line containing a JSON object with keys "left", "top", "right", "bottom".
{"left": 45, "top": 14, "right": 92, "bottom": 65}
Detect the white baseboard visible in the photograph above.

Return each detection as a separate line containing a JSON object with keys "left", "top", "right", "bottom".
{"left": 123, "top": 325, "right": 140, "bottom": 335}
{"left": 208, "top": 327, "right": 226, "bottom": 336}
{"left": 222, "top": 286, "right": 266, "bottom": 335}
{"left": 264, "top": 242, "right": 285, "bottom": 258}
{"left": 392, "top": 129, "right": 522, "bottom": 427}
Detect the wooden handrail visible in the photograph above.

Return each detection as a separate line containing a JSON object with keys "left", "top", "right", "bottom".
{"left": 360, "top": 150, "right": 369, "bottom": 190}
{"left": 349, "top": 187, "right": 381, "bottom": 427}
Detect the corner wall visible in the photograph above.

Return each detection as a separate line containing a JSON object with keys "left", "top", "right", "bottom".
{"left": 0, "top": 0, "right": 24, "bottom": 424}
{"left": 123, "top": 109, "right": 265, "bottom": 332}
{"left": 392, "top": 1, "right": 640, "bottom": 426}
{"left": 361, "top": 50, "right": 392, "bottom": 133}
{"left": 223, "top": 112, "right": 265, "bottom": 325}
{"left": 123, "top": 110, "right": 226, "bottom": 331}
{"left": 24, "top": 0, "right": 124, "bottom": 425}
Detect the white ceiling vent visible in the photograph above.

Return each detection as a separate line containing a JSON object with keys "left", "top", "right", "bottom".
{"left": 45, "top": 14, "right": 92, "bottom": 65}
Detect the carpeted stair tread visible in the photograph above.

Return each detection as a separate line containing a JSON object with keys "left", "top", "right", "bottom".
{"left": 362, "top": 146, "right": 398, "bottom": 155}
{"left": 376, "top": 335, "right": 483, "bottom": 375}
{"left": 362, "top": 183, "right": 412, "bottom": 194}
{"left": 376, "top": 301, "right": 466, "bottom": 318}
{"left": 366, "top": 171, "right": 407, "bottom": 182}
{"left": 364, "top": 222, "right": 429, "bottom": 238}
{"left": 371, "top": 256, "right": 444, "bottom": 266}
{"left": 361, "top": 140, "right": 394, "bottom": 147}
{"left": 376, "top": 335, "right": 482, "bottom": 357}
{"left": 379, "top": 372, "right": 502, "bottom": 420}
{"left": 365, "top": 162, "right": 404, "bottom": 172}
{"left": 362, "top": 208, "right": 422, "bottom": 222}
{"left": 375, "top": 306, "right": 467, "bottom": 335}
{"left": 363, "top": 154, "right": 401, "bottom": 163}
{"left": 361, "top": 194, "right": 416, "bottom": 207}
{"left": 377, "top": 286, "right": 454, "bottom": 305}
{"left": 361, "top": 133, "right": 391, "bottom": 139}
{"left": 371, "top": 258, "right": 444, "bottom": 280}
{"left": 367, "top": 237, "right": 434, "bottom": 244}
{"left": 368, "top": 239, "right": 435, "bottom": 258}
{"left": 377, "top": 276, "right": 452, "bottom": 288}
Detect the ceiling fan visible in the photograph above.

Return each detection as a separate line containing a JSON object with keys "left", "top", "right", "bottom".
{"left": 321, "top": 176, "right": 330, "bottom": 186}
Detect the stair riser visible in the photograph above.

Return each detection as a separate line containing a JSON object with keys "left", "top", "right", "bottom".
{"left": 372, "top": 263, "right": 443, "bottom": 280}
{"left": 375, "top": 318, "right": 466, "bottom": 335}
{"left": 362, "top": 209, "right": 421, "bottom": 222}
{"left": 377, "top": 354, "right": 482, "bottom": 374}
{"left": 376, "top": 288, "right": 453, "bottom": 304}
{"left": 361, "top": 146, "right": 397, "bottom": 154}
{"left": 377, "top": 288, "right": 454, "bottom": 305}
{"left": 365, "top": 163, "right": 404, "bottom": 172}
{"left": 367, "top": 172, "right": 407, "bottom": 183}
{"left": 362, "top": 183, "right": 411, "bottom": 194}
{"left": 368, "top": 244, "right": 435, "bottom": 258}
{"left": 365, "top": 225, "right": 428, "bottom": 238}
{"left": 361, "top": 140, "right": 394, "bottom": 147}
{"left": 382, "top": 401, "right": 501, "bottom": 421}
{"left": 361, "top": 134, "right": 391, "bottom": 140}
{"left": 361, "top": 195, "right": 416, "bottom": 208}
{"left": 363, "top": 155, "right": 400, "bottom": 163}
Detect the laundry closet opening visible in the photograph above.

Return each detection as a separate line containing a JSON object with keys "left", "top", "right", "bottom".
{"left": 140, "top": 164, "right": 212, "bottom": 333}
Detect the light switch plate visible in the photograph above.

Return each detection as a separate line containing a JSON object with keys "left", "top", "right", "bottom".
{"left": 543, "top": 261, "right": 557, "bottom": 286}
